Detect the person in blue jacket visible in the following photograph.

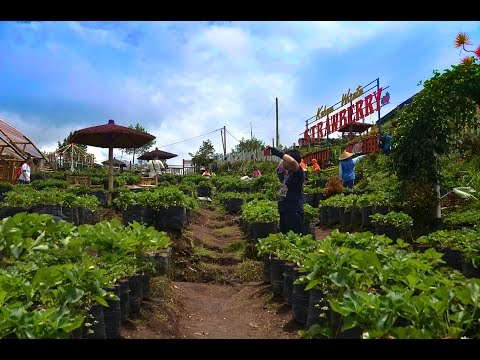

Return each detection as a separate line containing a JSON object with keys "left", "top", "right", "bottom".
{"left": 379, "top": 133, "right": 392, "bottom": 155}
{"left": 338, "top": 151, "right": 366, "bottom": 189}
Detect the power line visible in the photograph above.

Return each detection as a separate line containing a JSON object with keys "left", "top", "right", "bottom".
{"left": 225, "top": 129, "right": 240, "bottom": 143}
{"left": 252, "top": 103, "right": 276, "bottom": 125}
{"left": 156, "top": 128, "right": 222, "bottom": 149}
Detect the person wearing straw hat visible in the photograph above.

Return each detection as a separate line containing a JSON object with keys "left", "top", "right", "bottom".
{"left": 338, "top": 151, "right": 366, "bottom": 189}
{"left": 265, "top": 145, "right": 305, "bottom": 235}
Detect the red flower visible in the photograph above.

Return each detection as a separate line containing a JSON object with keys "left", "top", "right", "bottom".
{"left": 475, "top": 45, "right": 480, "bottom": 59}
{"left": 461, "top": 56, "right": 473, "bottom": 65}
{"left": 455, "top": 32, "right": 472, "bottom": 48}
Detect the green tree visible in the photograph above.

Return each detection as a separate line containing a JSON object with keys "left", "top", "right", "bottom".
{"left": 232, "top": 137, "right": 266, "bottom": 153}
{"left": 120, "top": 123, "right": 156, "bottom": 164}
{"left": 391, "top": 55, "right": 480, "bottom": 228}
{"left": 189, "top": 140, "right": 216, "bottom": 171}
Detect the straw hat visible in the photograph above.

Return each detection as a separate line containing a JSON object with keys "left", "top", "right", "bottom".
{"left": 339, "top": 151, "right": 353, "bottom": 161}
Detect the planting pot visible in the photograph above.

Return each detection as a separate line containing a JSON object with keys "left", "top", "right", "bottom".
{"left": 436, "top": 247, "right": 463, "bottom": 272}
{"left": 270, "top": 258, "right": 285, "bottom": 298}
{"left": 350, "top": 207, "right": 362, "bottom": 226}
{"left": 375, "top": 225, "right": 399, "bottom": 240}
{"left": 302, "top": 220, "right": 316, "bottom": 240}
{"left": 327, "top": 206, "right": 339, "bottom": 225}
{"left": 462, "top": 260, "right": 480, "bottom": 279}
{"left": 128, "top": 274, "right": 143, "bottom": 314}
{"left": 227, "top": 198, "right": 244, "bottom": 214}
{"left": 306, "top": 287, "right": 329, "bottom": 331}
{"left": 122, "top": 205, "right": 154, "bottom": 226}
{"left": 361, "top": 206, "right": 373, "bottom": 227}
{"left": 252, "top": 221, "right": 278, "bottom": 241}
{"left": 318, "top": 207, "right": 328, "bottom": 226}
{"left": 0, "top": 206, "right": 28, "bottom": 220}
{"left": 292, "top": 267, "right": 310, "bottom": 325}
{"left": 118, "top": 279, "right": 130, "bottom": 323}
{"left": 373, "top": 205, "right": 389, "bottom": 215}
{"left": 197, "top": 185, "right": 211, "bottom": 197}
{"left": 154, "top": 206, "right": 187, "bottom": 231}
{"left": 283, "top": 262, "right": 295, "bottom": 307}
{"left": 103, "top": 284, "right": 121, "bottom": 339}
{"left": 82, "top": 304, "right": 106, "bottom": 339}
{"left": 263, "top": 255, "right": 272, "bottom": 283}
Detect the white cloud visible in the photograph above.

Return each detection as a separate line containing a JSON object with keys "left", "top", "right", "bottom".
{"left": 3, "top": 21, "right": 480, "bottom": 166}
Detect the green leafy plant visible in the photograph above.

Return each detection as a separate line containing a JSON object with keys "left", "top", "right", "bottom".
{"left": 370, "top": 211, "right": 413, "bottom": 231}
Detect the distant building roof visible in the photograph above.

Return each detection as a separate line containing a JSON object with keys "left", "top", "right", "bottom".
{"left": 0, "top": 118, "right": 49, "bottom": 162}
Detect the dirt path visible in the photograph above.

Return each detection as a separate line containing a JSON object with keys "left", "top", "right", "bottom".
{"left": 121, "top": 205, "right": 332, "bottom": 339}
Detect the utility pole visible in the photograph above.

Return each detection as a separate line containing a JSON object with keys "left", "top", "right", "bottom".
{"left": 250, "top": 122, "right": 252, "bottom": 140}
{"left": 275, "top": 97, "right": 279, "bottom": 147}
{"left": 223, "top": 126, "right": 227, "bottom": 159}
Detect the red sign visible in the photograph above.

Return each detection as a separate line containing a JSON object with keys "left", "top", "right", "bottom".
{"left": 302, "top": 87, "right": 383, "bottom": 145}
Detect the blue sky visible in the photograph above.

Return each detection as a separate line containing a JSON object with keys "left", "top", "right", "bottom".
{"left": 1, "top": 21, "right": 479, "bottom": 165}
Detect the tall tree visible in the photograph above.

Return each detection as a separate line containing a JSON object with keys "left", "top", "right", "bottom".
{"left": 392, "top": 50, "right": 480, "bottom": 228}
{"left": 232, "top": 137, "right": 266, "bottom": 153}
{"left": 189, "top": 140, "right": 216, "bottom": 171}
{"left": 120, "top": 123, "right": 156, "bottom": 164}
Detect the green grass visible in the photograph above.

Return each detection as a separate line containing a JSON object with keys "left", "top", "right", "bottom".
{"left": 224, "top": 240, "right": 246, "bottom": 254}
{"left": 194, "top": 245, "right": 216, "bottom": 258}
{"left": 234, "top": 260, "right": 262, "bottom": 282}
{"left": 212, "top": 226, "right": 238, "bottom": 236}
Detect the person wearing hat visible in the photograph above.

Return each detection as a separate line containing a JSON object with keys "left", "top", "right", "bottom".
{"left": 311, "top": 158, "right": 321, "bottom": 175}
{"left": 338, "top": 151, "right": 366, "bottom": 189}
{"left": 265, "top": 145, "right": 305, "bottom": 235}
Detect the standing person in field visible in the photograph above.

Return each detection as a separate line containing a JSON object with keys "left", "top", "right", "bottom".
{"left": 338, "top": 151, "right": 366, "bottom": 189}
{"left": 148, "top": 157, "right": 164, "bottom": 178}
{"left": 265, "top": 146, "right": 305, "bottom": 235}
{"left": 18, "top": 156, "right": 33, "bottom": 184}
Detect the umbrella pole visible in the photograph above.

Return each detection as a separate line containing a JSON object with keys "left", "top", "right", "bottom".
{"left": 108, "top": 146, "right": 113, "bottom": 205}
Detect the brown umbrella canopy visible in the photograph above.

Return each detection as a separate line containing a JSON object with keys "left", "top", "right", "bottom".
{"left": 138, "top": 147, "right": 177, "bottom": 161}
{"left": 69, "top": 119, "right": 155, "bottom": 200}
{"left": 101, "top": 158, "right": 126, "bottom": 166}
{"left": 69, "top": 119, "right": 155, "bottom": 148}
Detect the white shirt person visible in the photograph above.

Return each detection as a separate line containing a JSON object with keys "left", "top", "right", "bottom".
{"left": 148, "top": 159, "right": 165, "bottom": 177}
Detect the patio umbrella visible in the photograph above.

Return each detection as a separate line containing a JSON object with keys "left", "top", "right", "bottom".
{"left": 69, "top": 119, "right": 155, "bottom": 200}
{"left": 101, "top": 158, "right": 126, "bottom": 167}
{"left": 137, "top": 147, "right": 177, "bottom": 161}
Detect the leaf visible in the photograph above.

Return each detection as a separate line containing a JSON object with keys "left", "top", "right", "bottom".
{"left": 341, "top": 316, "right": 359, "bottom": 332}
{"left": 405, "top": 273, "right": 421, "bottom": 288}
{"left": 92, "top": 295, "right": 108, "bottom": 307}
{"left": 452, "top": 187, "right": 478, "bottom": 200}
{"left": 329, "top": 271, "right": 348, "bottom": 287}
{"left": 31, "top": 244, "right": 49, "bottom": 251}
{"left": 304, "top": 279, "right": 320, "bottom": 291}
{"left": 65, "top": 288, "right": 84, "bottom": 304}
{"left": 31, "top": 231, "right": 46, "bottom": 248}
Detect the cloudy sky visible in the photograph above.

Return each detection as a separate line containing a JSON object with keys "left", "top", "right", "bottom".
{"left": 1, "top": 21, "right": 479, "bottom": 165}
